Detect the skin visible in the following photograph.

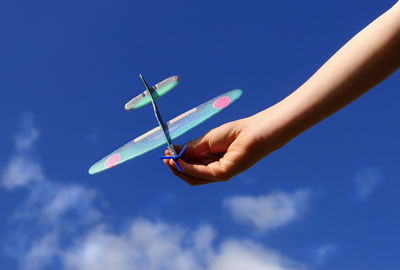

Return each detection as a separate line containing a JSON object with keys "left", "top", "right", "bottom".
{"left": 165, "top": 2, "right": 400, "bottom": 186}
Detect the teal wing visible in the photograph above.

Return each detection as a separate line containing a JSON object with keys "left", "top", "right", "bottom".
{"left": 89, "top": 89, "right": 242, "bottom": 174}
{"left": 125, "top": 75, "right": 179, "bottom": 111}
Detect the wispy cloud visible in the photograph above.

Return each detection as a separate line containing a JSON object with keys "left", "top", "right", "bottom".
{"left": 1, "top": 114, "right": 102, "bottom": 270}
{"left": 354, "top": 168, "right": 382, "bottom": 200}
{"left": 12, "top": 182, "right": 101, "bottom": 226}
{"left": 86, "top": 131, "right": 98, "bottom": 143}
{"left": 42, "top": 184, "right": 101, "bottom": 224}
{"left": 1, "top": 113, "right": 44, "bottom": 189}
{"left": 223, "top": 190, "right": 310, "bottom": 233}
{"left": 1, "top": 155, "right": 44, "bottom": 190}
{"left": 21, "top": 233, "right": 58, "bottom": 270}
{"left": 313, "top": 244, "right": 337, "bottom": 266}
{"left": 7, "top": 180, "right": 102, "bottom": 270}
{"left": 14, "top": 113, "right": 40, "bottom": 151}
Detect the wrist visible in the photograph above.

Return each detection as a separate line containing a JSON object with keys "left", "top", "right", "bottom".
{"left": 247, "top": 86, "right": 320, "bottom": 153}
{"left": 246, "top": 102, "right": 297, "bottom": 154}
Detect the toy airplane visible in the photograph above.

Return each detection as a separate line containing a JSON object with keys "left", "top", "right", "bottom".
{"left": 88, "top": 74, "right": 242, "bottom": 175}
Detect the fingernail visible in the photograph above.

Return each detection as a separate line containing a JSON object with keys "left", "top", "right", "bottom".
{"left": 169, "top": 159, "right": 176, "bottom": 167}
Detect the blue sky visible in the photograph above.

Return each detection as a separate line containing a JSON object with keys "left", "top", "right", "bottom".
{"left": 0, "top": 0, "right": 399, "bottom": 269}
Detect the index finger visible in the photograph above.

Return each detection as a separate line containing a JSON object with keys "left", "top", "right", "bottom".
{"left": 168, "top": 150, "right": 242, "bottom": 181}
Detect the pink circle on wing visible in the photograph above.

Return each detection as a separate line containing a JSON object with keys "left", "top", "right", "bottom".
{"left": 105, "top": 154, "right": 121, "bottom": 168}
{"left": 213, "top": 96, "right": 231, "bottom": 109}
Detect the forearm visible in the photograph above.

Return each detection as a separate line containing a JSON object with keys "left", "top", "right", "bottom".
{"left": 168, "top": 2, "right": 400, "bottom": 184}
{"left": 253, "top": 2, "right": 400, "bottom": 150}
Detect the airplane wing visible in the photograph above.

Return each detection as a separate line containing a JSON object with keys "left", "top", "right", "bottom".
{"left": 124, "top": 75, "right": 179, "bottom": 111}
{"left": 89, "top": 89, "right": 242, "bottom": 174}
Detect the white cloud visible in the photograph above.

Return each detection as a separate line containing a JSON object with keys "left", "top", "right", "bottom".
{"left": 209, "top": 240, "right": 303, "bottom": 270}
{"left": 63, "top": 220, "right": 200, "bottom": 270}
{"left": 354, "top": 168, "right": 382, "bottom": 200}
{"left": 192, "top": 225, "right": 215, "bottom": 254}
{"left": 62, "top": 219, "right": 304, "bottom": 270}
{"left": 223, "top": 190, "right": 310, "bottom": 232}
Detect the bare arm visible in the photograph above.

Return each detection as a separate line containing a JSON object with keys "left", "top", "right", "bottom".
{"left": 165, "top": 2, "right": 400, "bottom": 185}
{"left": 255, "top": 1, "right": 400, "bottom": 149}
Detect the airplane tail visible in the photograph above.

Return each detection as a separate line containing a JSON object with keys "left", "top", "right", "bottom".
{"left": 158, "top": 145, "right": 187, "bottom": 172}
{"left": 124, "top": 75, "right": 179, "bottom": 111}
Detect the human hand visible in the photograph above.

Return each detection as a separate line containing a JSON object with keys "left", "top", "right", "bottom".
{"left": 163, "top": 113, "right": 284, "bottom": 185}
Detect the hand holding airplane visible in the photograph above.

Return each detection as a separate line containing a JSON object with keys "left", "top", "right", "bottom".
{"left": 165, "top": 2, "right": 400, "bottom": 185}
{"left": 89, "top": 75, "right": 242, "bottom": 175}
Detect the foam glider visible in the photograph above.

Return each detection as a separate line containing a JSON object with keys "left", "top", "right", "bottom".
{"left": 88, "top": 75, "right": 242, "bottom": 175}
